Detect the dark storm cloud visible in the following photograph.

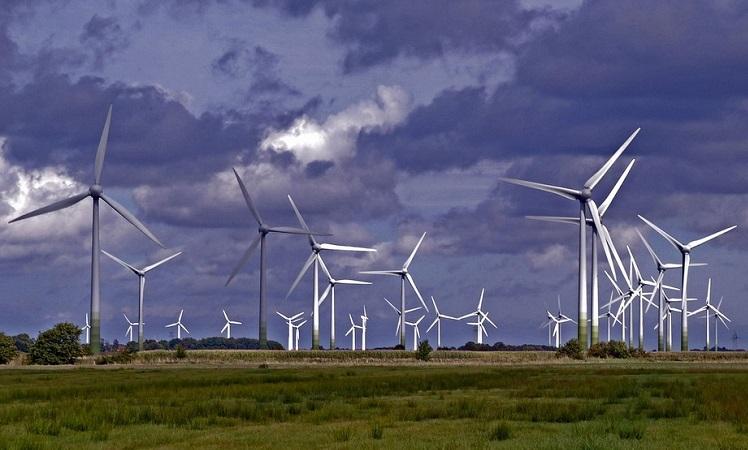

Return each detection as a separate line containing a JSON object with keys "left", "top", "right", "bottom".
{"left": 211, "top": 44, "right": 300, "bottom": 97}
{"left": 79, "top": 15, "right": 130, "bottom": 69}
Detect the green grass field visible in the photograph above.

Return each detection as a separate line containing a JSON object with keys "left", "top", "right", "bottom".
{"left": 1, "top": 362, "right": 748, "bottom": 449}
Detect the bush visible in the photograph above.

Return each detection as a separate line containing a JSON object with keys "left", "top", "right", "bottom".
{"left": 95, "top": 348, "right": 135, "bottom": 365}
{"left": 416, "top": 340, "right": 433, "bottom": 361}
{"left": 588, "top": 341, "right": 630, "bottom": 359}
{"left": 28, "top": 323, "right": 83, "bottom": 365}
{"left": 0, "top": 332, "right": 18, "bottom": 364}
{"left": 175, "top": 344, "right": 187, "bottom": 359}
{"left": 489, "top": 422, "right": 512, "bottom": 441}
{"left": 556, "top": 339, "right": 585, "bottom": 360}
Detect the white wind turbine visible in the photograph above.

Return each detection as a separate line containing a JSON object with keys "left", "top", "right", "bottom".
{"left": 317, "top": 257, "right": 371, "bottom": 350}
{"left": 361, "top": 233, "right": 430, "bottom": 348}
{"left": 165, "top": 309, "right": 189, "bottom": 339}
{"left": 426, "top": 296, "right": 459, "bottom": 348}
{"left": 499, "top": 129, "right": 640, "bottom": 348}
{"left": 9, "top": 106, "right": 164, "bottom": 354}
{"left": 360, "top": 306, "right": 368, "bottom": 351}
{"left": 527, "top": 159, "right": 635, "bottom": 345}
{"left": 542, "top": 296, "right": 576, "bottom": 348}
{"left": 276, "top": 311, "right": 304, "bottom": 351}
{"left": 292, "top": 319, "right": 307, "bottom": 350}
{"left": 285, "top": 195, "right": 376, "bottom": 350}
{"left": 346, "top": 313, "right": 363, "bottom": 350}
{"left": 383, "top": 298, "right": 421, "bottom": 346}
{"left": 654, "top": 291, "right": 684, "bottom": 351}
{"left": 598, "top": 292, "right": 622, "bottom": 342}
{"left": 404, "top": 315, "right": 425, "bottom": 351}
{"left": 102, "top": 250, "right": 182, "bottom": 351}
{"left": 638, "top": 215, "right": 736, "bottom": 351}
{"left": 688, "top": 279, "right": 731, "bottom": 351}
{"left": 225, "top": 169, "right": 324, "bottom": 350}
{"left": 221, "top": 310, "right": 242, "bottom": 339}
{"left": 81, "top": 314, "right": 91, "bottom": 345}
{"left": 123, "top": 313, "right": 140, "bottom": 343}
{"left": 459, "top": 289, "right": 497, "bottom": 345}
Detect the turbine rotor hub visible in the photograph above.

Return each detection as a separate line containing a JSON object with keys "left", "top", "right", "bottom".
{"left": 581, "top": 188, "right": 592, "bottom": 199}
{"left": 89, "top": 184, "right": 103, "bottom": 197}
{"left": 259, "top": 225, "right": 268, "bottom": 234}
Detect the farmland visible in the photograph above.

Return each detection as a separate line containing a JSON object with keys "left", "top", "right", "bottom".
{"left": 2, "top": 356, "right": 748, "bottom": 449}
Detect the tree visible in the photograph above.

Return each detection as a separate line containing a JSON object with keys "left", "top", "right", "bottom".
{"left": 0, "top": 333, "right": 18, "bottom": 364}
{"left": 13, "top": 333, "right": 34, "bottom": 353}
{"left": 416, "top": 340, "right": 433, "bottom": 361}
{"left": 28, "top": 323, "right": 83, "bottom": 365}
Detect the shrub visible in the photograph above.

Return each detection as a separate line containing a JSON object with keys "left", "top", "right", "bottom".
{"left": 0, "top": 332, "right": 18, "bottom": 364}
{"left": 588, "top": 341, "right": 630, "bottom": 359}
{"left": 175, "top": 344, "right": 187, "bottom": 359}
{"left": 370, "top": 423, "right": 384, "bottom": 440}
{"left": 28, "top": 323, "right": 82, "bottom": 365}
{"left": 489, "top": 422, "right": 512, "bottom": 441}
{"left": 416, "top": 340, "right": 433, "bottom": 361}
{"left": 556, "top": 339, "right": 585, "bottom": 360}
{"left": 95, "top": 348, "right": 135, "bottom": 365}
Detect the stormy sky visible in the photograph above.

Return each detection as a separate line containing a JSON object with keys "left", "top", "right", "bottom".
{"left": 1, "top": 0, "right": 746, "bottom": 350}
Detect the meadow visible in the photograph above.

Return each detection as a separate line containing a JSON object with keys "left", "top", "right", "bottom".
{"left": 1, "top": 360, "right": 748, "bottom": 449}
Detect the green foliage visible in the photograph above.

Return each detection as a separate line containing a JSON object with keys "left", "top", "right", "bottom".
{"left": 12, "top": 333, "right": 34, "bottom": 353}
{"left": 28, "top": 322, "right": 82, "bottom": 365}
{"left": 612, "top": 420, "right": 646, "bottom": 440}
{"left": 331, "top": 426, "right": 352, "bottom": 442}
{"left": 95, "top": 348, "right": 136, "bottom": 365}
{"left": 489, "top": 422, "right": 512, "bottom": 441}
{"left": 588, "top": 341, "right": 631, "bottom": 359}
{"left": 0, "top": 332, "right": 18, "bottom": 364}
{"left": 175, "top": 344, "right": 187, "bottom": 359}
{"left": 370, "top": 423, "right": 384, "bottom": 440}
{"left": 416, "top": 340, "right": 433, "bottom": 361}
{"left": 556, "top": 338, "right": 585, "bottom": 360}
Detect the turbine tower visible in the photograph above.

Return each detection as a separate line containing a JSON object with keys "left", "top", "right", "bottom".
{"left": 426, "top": 296, "right": 459, "bottom": 348}
{"left": 527, "top": 159, "right": 635, "bottom": 345}
{"left": 225, "top": 169, "right": 322, "bottom": 349}
{"left": 360, "top": 306, "right": 368, "bottom": 351}
{"left": 382, "top": 298, "right": 421, "bottom": 347}
{"left": 221, "top": 310, "right": 242, "bottom": 339}
{"left": 317, "top": 257, "right": 371, "bottom": 350}
{"left": 276, "top": 311, "right": 304, "bottom": 351}
{"left": 360, "top": 233, "right": 430, "bottom": 347}
{"left": 285, "top": 195, "right": 376, "bottom": 350}
{"left": 9, "top": 106, "right": 164, "bottom": 354}
{"left": 638, "top": 215, "right": 736, "bottom": 351}
{"left": 458, "top": 289, "right": 497, "bottom": 345}
{"left": 499, "top": 128, "right": 639, "bottom": 348}
{"left": 102, "top": 250, "right": 182, "bottom": 351}
{"left": 165, "top": 309, "right": 189, "bottom": 340}
{"left": 689, "top": 279, "right": 730, "bottom": 351}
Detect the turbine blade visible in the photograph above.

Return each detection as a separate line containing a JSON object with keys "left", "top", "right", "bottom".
{"left": 498, "top": 177, "right": 580, "bottom": 201}
{"left": 223, "top": 310, "right": 229, "bottom": 321}
{"left": 403, "top": 232, "right": 426, "bottom": 269}
{"left": 637, "top": 215, "right": 684, "bottom": 251}
{"left": 602, "top": 225, "right": 629, "bottom": 285}
{"left": 319, "top": 243, "right": 376, "bottom": 252}
{"left": 406, "top": 273, "right": 429, "bottom": 312}
{"left": 100, "top": 193, "right": 164, "bottom": 247}
{"left": 285, "top": 253, "right": 316, "bottom": 299}
{"left": 359, "top": 270, "right": 402, "bottom": 276}
{"left": 102, "top": 250, "right": 138, "bottom": 274}
{"left": 687, "top": 225, "right": 737, "bottom": 250}
{"left": 232, "top": 168, "right": 263, "bottom": 225}
{"left": 525, "top": 215, "right": 580, "bottom": 225}
{"left": 403, "top": 307, "right": 422, "bottom": 314}
{"left": 9, "top": 191, "right": 90, "bottom": 223}
{"left": 588, "top": 200, "right": 616, "bottom": 276}
{"left": 636, "top": 229, "right": 663, "bottom": 267}
{"left": 431, "top": 296, "right": 440, "bottom": 315}
{"left": 94, "top": 105, "right": 112, "bottom": 185}
{"left": 317, "top": 254, "right": 333, "bottom": 282}
{"left": 180, "top": 324, "right": 189, "bottom": 334}
{"left": 267, "top": 226, "right": 329, "bottom": 236}
{"left": 142, "top": 251, "right": 182, "bottom": 273}
{"left": 426, "top": 318, "right": 438, "bottom": 333}
{"left": 484, "top": 314, "right": 498, "bottom": 329}
{"left": 584, "top": 128, "right": 640, "bottom": 190}
{"left": 478, "top": 288, "right": 485, "bottom": 311}
{"left": 318, "top": 284, "right": 332, "bottom": 305}
{"left": 286, "top": 194, "right": 312, "bottom": 236}
{"left": 225, "top": 234, "right": 262, "bottom": 286}
{"left": 383, "top": 297, "right": 400, "bottom": 313}
{"left": 336, "top": 279, "right": 372, "bottom": 285}
{"left": 221, "top": 323, "right": 228, "bottom": 333}
{"left": 598, "top": 158, "right": 636, "bottom": 216}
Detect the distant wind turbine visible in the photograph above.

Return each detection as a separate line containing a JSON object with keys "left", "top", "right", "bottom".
{"left": 688, "top": 279, "right": 730, "bottom": 351}
{"left": 9, "top": 106, "right": 164, "bottom": 354}
{"left": 81, "top": 314, "right": 91, "bottom": 345}
{"left": 459, "top": 289, "right": 496, "bottom": 345}
{"left": 277, "top": 311, "right": 304, "bottom": 351}
{"left": 317, "top": 256, "right": 371, "bottom": 350}
{"left": 426, "top": 296, "right": 459, "bottom": 348}
{"left": 123, "top": 313, "right": 140, "bottom": 343}
{"left": 383, "top": 298, "right": 421, "bottom": 347}
{"left": 221, "top": 310, "right": 242, "bottom": 339}
{"left": 165, "top": 309, "right": 189, "bottom": 339}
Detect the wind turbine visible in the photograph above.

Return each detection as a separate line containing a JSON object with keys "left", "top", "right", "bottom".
{"left": 404, "top": 315, "right": 425, "bottom": 351}
{"left": 345, "top": 313, "right": 362, "bottom": 350}
{"left": 499, "top": 129, "right": 640, "bottom": 348}
{"left": 688, "top": 279, "right": 730, "bottom": 351}
{"left": 542, "top": 296, "right": 576, "bottom": 347}
{"left": 383, "top": 298, "right": 421, "bottom": 347}
{"left": 225, "top": 169, "right": 323, "bottom": 349}
{"left": 459, "top": 289, "right": 497, "bottom": 345}
{"left": 292, "top": 319, "right": 307, "bottom": 350}
{"left": 221, "top": 310, "right": 242, "bottom": 339}
{"left": 102, "top": 250, "right": 182, "bottom": 351}
{"left": 713, "top": 298, "right": 729, "bottom": 351}
{"left": 276, "top": 311, "right": 304, "bottom": 351}
{"left": 81, "top": 314, "right": 91, "bottom": 345}
{"left": 8, "top": 106, "right": 164, "bottom": 354}
{"left": 638, "top": 215, "right": 736, "bottom": 351}
{"left": 527, "top": 158, "right": 635, "bottom": 345}
{"left": 165, "top": 309, "right": 189, "bottom": 339}
{"left": 360, "top": 306, "right": 368, "bottom": 351}
{"left": 598, "top": 292, "right": 622, "bottom": 342}
{"left": 360, "top": 232, "right": 430, "bottom": 348}
{"left": 285, "top": 195, "right": 376, "bottom": 350}
{"left": 637, "top": 230, "right": 705, "bottom": 351}
{"left": 317, "top": 257, "right": 371, "bottom": 350}
{"left": 123, "top": 313, "right": 140, "bottom": 342}
{"left": 426, "top": 296, "right": 459, "bottom": 348}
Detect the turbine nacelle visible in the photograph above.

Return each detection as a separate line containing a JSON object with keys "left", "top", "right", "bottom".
{"left": 89, "top": 184, "right": 103, "bottom": 198}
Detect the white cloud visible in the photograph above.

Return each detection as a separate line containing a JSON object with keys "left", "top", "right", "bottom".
{"left": 260, "top": 85, "right": 411, "bottom": 164}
